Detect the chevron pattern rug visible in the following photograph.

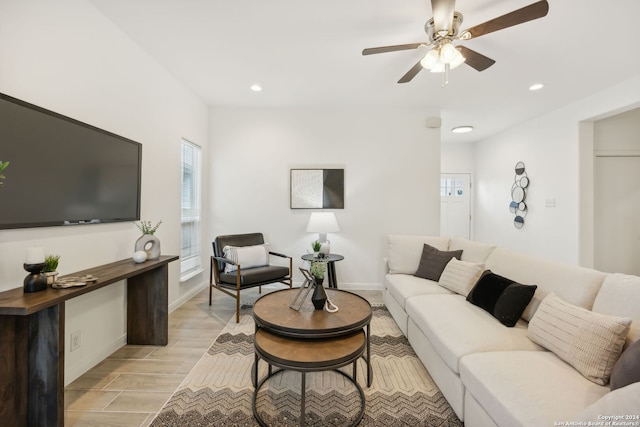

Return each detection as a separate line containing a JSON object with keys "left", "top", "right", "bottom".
{"left": 151, "top": 305, "right": 462, "bottom": 426}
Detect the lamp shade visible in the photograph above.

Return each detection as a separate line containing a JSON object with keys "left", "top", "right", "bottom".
{"left": 306, "top": 212, "right": 340, "bottom": 233}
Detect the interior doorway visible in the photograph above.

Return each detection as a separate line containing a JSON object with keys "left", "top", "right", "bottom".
{"left": 594, "top": 155, "right": 640, "bottom": 275}
{"left": 440, "top": 173, "right": 471, "bottom": 239}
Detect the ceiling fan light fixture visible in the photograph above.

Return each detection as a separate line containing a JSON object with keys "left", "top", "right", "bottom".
{"left": 449, "top": 47, "right": 466, "bottom": 69}
{"left": 529, "top": 83, "right": 544, "bottom": 91}
{"left": 250, "top": 84, "right": 262, "bottom": 92}
{"left": 420, "top": 48, "right": 440, "bottom": 69}
{"left": 440, "top": 42, "right": 458, "bottom": 63}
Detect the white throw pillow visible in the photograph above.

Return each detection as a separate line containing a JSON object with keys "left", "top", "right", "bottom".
{"left": 223, "top": 244, "right": 269, "bottom": 273}
{"left": 528, "top": 293, "right": 631, "bottom": 385}
{"left": 438, "top": 258, "right": 485, "bottom": 296}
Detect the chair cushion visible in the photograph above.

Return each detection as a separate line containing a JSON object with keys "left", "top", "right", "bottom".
{"left": 466, "top": 271, "right": 537, "bottom": 327}
{"left": 438, "top": 258, "right": 485, "bottom": 297}
{"left": 414, "top": 244, "right": 462, "bottom": 281}
{"left": 384, "top": 273, "right": 453, "bottom": 310}
{"left": 222, "top": 243, "right": 269, "bottom": 272}
{"left": 460, "top": 351, "right": 609, "bottom": 427}
{"left": 406, "top": 294, "right": 543, "bottom": 374}
{"left": 387, "top": 235, "right": 450, "bottom": 274}
{"left": 527, "top": 293, "right": 631, "bottom": 385}
{"left": 219, "top": 265, "right": 290, "bottom": 287}
{"left": 610, "top": 338, "right": 640, "bottom": 390}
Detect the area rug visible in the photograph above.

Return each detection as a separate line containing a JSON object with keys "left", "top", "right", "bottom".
{"left": 151, "top": 305, "right": 462, "bottom": 426}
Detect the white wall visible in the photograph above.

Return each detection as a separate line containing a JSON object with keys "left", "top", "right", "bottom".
{"left": 0, "top": 0, "right": 209, "bottom": 384}
{"left": 209, "top": 107, "right": 441, "bottom": 288}
{"left": 473, "top": 75, "right": 640, "bottom": 265}
{"left": 441, "top": 142, "right": 475, "bottom": 174}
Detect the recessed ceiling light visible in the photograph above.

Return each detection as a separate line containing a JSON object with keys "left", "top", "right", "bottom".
{"left": 452, "top": 125, "right": 474, "bottom": 134}
{"left": 250, "top": 84, "right": 262, "bottom": 92}
{"left": 529, "top": 83, "right": 544, "bottom": 91}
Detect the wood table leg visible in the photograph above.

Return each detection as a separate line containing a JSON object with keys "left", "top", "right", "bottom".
{"left": 127, "top": 264, "right": 168, "bottom": 345}
{"left": 27, "top": 303, "right": 63, "bottom": 427}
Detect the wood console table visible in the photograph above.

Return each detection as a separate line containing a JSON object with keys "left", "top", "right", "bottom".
{"left": 0, "top": 255, "right": 178, "bottom": 427}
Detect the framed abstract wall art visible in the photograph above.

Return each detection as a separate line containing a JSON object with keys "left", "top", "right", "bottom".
{"left": 290, "top": 169, "right": 344, "bottom": 209}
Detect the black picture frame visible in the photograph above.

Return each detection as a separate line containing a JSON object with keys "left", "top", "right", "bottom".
{"left": 290, "top": 168, "right": 344, "bottom": 209}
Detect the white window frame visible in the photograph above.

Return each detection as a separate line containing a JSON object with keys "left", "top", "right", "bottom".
{"left": 180, "top": 139, "right": 202, "bottom": 280}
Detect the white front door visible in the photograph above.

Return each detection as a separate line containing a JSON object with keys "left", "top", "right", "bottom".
{"left": 440, "top": 173, "right": 471, "bottom": 239}
{"left": 594, "top": 155, "right": 640, "bottom": 275}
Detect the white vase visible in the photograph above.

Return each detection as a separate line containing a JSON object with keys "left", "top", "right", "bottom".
{"left": 319, "top": 241, "right": 330, "bottom": 257}
{"left": 135, "top": 234, "right": 161, "bottom": 260}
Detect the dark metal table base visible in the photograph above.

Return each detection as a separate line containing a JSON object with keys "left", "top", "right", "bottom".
{"left": 252, "top": 365, "right": 365, "bottom": 427}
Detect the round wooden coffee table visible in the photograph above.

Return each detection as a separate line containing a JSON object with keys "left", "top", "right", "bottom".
{"left": 251, "top": 288, "right": 373, "bottom": 427}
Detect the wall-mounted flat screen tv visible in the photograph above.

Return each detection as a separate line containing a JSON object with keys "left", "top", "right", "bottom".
{"left": 0, "top": 93, "right": 142, "bottom": 230}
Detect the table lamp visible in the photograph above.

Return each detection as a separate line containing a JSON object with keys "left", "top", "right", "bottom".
{"left": 306, "top": 212, "right": 340, "bottom": 256}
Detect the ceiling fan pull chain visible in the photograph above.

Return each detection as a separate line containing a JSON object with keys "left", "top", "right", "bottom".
{"left": 442, "top": 63, "right": 450, "bottom": 87}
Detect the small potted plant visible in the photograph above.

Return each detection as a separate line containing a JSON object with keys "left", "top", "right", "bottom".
{"left": 43, "top": 254, "right": 60, "bottom": 285}
{"left": 311, "top": 240, "right": 321, "bottom": 257}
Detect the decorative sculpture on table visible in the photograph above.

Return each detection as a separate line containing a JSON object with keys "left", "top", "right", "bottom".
{"left": 134, "top": 220, "right": 162, "bottom": 260}
{"left": 290, "top": 265, "right": 338, "bottom": 313}
{"left": 509, "top": 161, "right": 529, "bottom": 229}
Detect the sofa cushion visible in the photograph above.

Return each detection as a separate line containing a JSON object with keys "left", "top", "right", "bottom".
{"left": 448, "top": 236, "right": 496, "bottom": 263}
{"left": 610, "top": 338, "right": 640, "bottom": 390}
{"left": 528, "top": 293, "right": 631, "bottom": 385}
{"left": 438, "top": 258, "right": 485, "bottom": 297}
{"left": 222, "top": 243, "right": 269, "bottom": 273}
{"left": 414, "top": 244, "right": 462, "bottom": 281}
{"left": 406, "top": 294, "right": 543, "bottom": 374}
{"left": 592, "top": 273, "right": 640, "bottom": 346}
{"left": 578, "top": 382, "right": 640, "bottom": 422}
{"left": 384, "top": 273, "right": 453, "bottom": 310}
{"left": 466, "top": 271, "right": 537, "bottom": 327}
{"left": 460, "top": 351, "right": 609, "bottom": 427}
{"left": 387, "top": 235, "right": 450, "bottom": 274}
{"left": 484, "top": 247, "right": 606, "bottom": 321}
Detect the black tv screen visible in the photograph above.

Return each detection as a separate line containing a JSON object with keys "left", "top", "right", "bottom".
{"left": 0, "top": 93, "right": 142, "bottom": 230}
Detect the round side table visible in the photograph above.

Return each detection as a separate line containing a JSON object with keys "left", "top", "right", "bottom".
{"left": 301, "top": 253, "right": 344, "bottom": 288}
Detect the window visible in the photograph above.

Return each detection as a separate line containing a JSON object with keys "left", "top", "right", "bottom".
{"left": 440, "top": 177, "right": 464, "bottom": 197}
{"left": 180, "top": 139, "right": 202, "bottom": 279}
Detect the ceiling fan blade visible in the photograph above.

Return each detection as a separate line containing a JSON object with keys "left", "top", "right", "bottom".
{"left": 362, "top": 43, "right": 423, "bottom": 56}
{"left": 431, "top": 0, "right": 456, "bottom": 35}
{"left": 398, "top": 60, "right": 424, "bottom": 84}
{"left": 463, "top": 0, "right": 549, "bottom": 40}
{"left": 458, "top": 46, "right": 495, "bottom": 71}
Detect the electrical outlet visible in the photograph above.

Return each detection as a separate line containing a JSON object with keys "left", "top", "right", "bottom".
{"left": 70, "top": 330, "right": 81, "bottom": 352}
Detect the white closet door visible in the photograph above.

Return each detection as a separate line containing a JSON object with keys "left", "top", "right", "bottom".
{"left": 594, "top": 156, "right": 640, "bottom": 275}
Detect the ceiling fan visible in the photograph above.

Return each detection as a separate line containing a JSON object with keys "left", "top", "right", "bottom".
{"left": 362, "top": 0, "right": 549, "bottom": 84}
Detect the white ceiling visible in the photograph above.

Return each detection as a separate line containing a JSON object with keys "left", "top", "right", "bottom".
{"left": 89, "top": 0, "right": 640, "bottom": 143}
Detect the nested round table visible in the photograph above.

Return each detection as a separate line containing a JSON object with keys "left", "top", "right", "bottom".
{"left": 251, "top": 288, "right": 373, "bottom": 427}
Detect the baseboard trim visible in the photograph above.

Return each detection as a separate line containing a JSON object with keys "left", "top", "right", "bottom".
{"left": 65, "top": 334, "right": 126, "bottom": 386}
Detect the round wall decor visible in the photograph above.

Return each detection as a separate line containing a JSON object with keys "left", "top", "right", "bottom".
{"left": 510, "top": 162, "right": 529, "bottom": 228}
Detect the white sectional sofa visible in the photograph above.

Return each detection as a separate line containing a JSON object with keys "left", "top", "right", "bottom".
{"left": 383, "top": 235, "right": 640, "bottom": 427}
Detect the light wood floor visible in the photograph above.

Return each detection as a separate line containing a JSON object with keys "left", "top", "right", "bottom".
{"left": 64, "top": 286, "right": 382, "bottom": 426}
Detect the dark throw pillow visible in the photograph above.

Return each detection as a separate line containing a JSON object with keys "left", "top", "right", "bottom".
{"left": 414, "top": 244, "right": 462, "bottom": 281}
{"left": 466, "top": 270, "right": 537, "bottom": 327}
{"left": 610, "top": 338, "right": 640, "bottom": 390}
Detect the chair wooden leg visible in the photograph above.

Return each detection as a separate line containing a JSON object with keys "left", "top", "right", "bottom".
{"left": 235, "top": 289, "right": 240, "bottom": 323}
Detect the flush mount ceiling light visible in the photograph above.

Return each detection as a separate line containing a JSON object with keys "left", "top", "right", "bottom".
{"left": 529, "top": 83, "right": 544, "bottom": 91}
{"left": 452, "top": 125, "right": 474, "bottom": 134}
{"left": 250, "top": 84, "right": 262, "bottom": 92}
